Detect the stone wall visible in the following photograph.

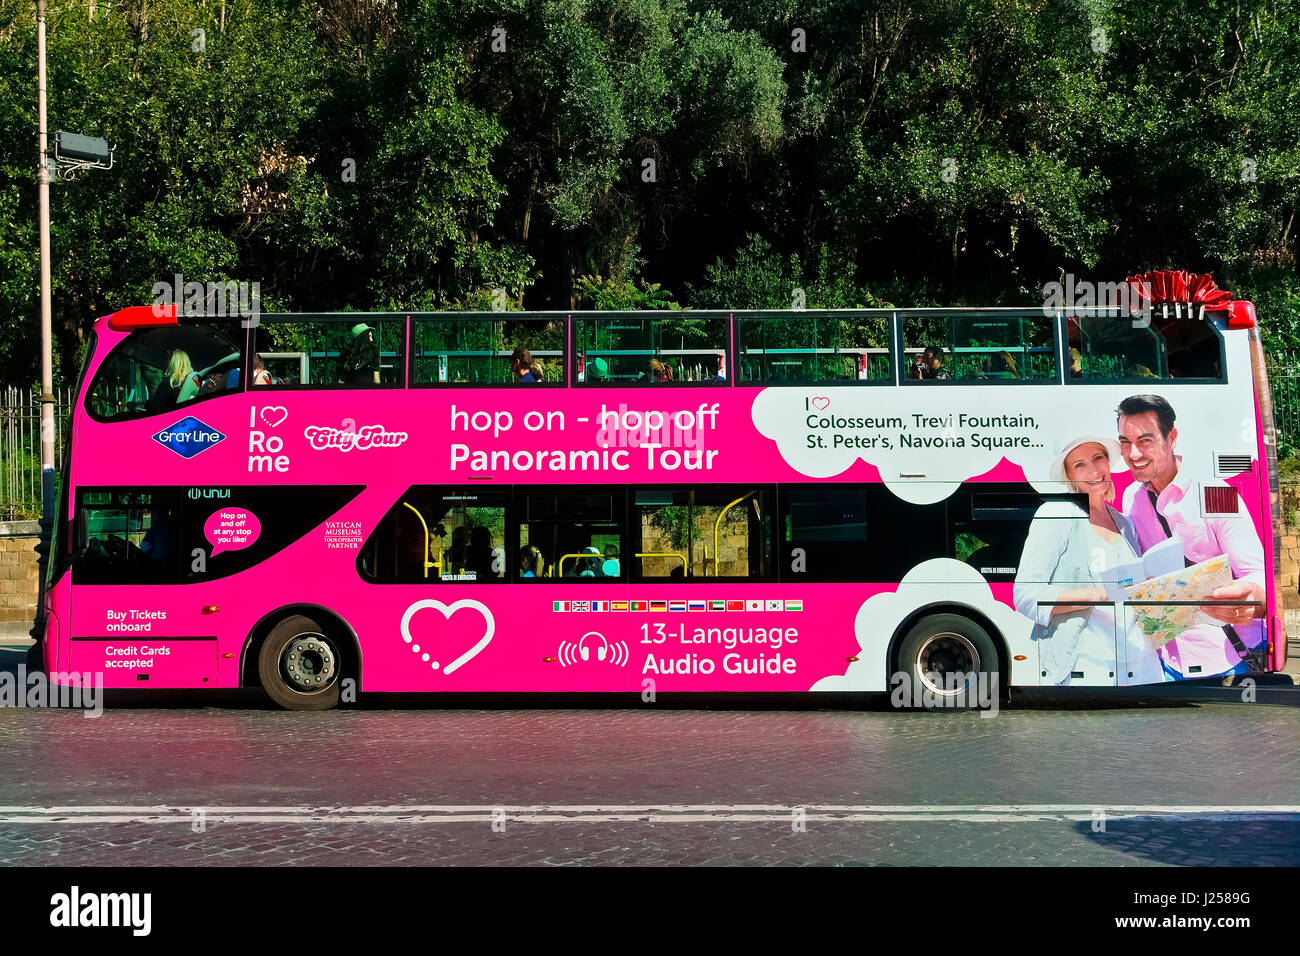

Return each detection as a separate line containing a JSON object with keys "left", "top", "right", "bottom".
{"left": 1278, "top": 483, "right": 1300, "bottom": 611}
{"left": 0, "top": 520, "right": 41, "bottom": 640}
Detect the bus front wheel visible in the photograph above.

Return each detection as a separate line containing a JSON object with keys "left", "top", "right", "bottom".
{"left": 258, "top": 614, "right": 343, "bottom": 711}
{"left": 895, "top": 613, "right": 1000, "bottom": 710}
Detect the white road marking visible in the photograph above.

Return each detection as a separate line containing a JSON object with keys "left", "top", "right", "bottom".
{"left": 0, "top": 804, "right": 1296, "bottom": 824}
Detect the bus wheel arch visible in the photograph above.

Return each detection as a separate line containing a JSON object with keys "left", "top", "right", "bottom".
{"left": 242, "top": 604, "right": 361, "bottom": 710}
{"left": 886, "top": 603, "right": 1008, "bottom": 705}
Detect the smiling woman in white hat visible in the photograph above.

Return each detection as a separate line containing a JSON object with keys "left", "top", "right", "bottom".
{"left": 1012, "top": 434, "right": 1164, "bottom": 686}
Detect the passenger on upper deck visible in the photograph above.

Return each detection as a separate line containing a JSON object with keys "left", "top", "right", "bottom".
{"left": 919, "top": 346, "right": 949, "bottom": 380}
{"left": 648, "top": 359, "right": 673, "bottom": 383}
{"left": 251, "top": 353, "right": 273, "bottom": 386}
{"left": 148, "top": 349, "right": 200, "bottom": 410}
{"left": 511, "top": 346, "right": 540, "bottom": 382}
{"left": 341, "top": 323, "right": 381, "bottom": 385}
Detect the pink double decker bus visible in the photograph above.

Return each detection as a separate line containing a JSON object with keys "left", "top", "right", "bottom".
{"left": 39, "top": 277, "right": 1287, "bottom": 709}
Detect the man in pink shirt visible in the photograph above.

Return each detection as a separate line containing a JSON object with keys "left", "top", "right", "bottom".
{"left": 1116, "top": 394, "right": 1265, "bottom": 679}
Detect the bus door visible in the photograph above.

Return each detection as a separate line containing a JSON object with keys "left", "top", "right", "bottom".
{"left": 69, "top": 487, "right": 218, "bottom": 687}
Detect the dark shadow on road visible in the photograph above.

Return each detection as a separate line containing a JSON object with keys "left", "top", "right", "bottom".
{"left": 1077, "top": 819, "right": 1300, "bottom": 866}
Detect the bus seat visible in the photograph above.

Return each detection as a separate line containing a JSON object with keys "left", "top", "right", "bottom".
{"left": 176, "top": 375, "right": 201, "bottom": 403}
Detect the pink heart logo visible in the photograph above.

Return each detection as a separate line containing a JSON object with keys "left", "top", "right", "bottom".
{"left": 260, "top": 406, "right": 288, "bottom": 428}
{"left": 812, "top": 396, "right": 830, "bottom": 411}
{"left": 400, "top": 599, "right": 495, "bottom": 675}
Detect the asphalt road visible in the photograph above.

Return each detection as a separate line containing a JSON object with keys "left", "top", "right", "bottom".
{"left": 0, "top": 645, "right": 1296, "bottom": 866}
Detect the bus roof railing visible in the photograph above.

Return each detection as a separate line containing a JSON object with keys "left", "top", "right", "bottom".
{"left": 107, "top": 304, "right": 1244, "bottom": 331}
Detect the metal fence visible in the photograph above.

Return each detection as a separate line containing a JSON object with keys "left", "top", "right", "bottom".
{"left": 1269, "top": 359, "right": 1300, "bottom": 456}
{"left": 0, "top": 386, "right": 73, "bottom": 521}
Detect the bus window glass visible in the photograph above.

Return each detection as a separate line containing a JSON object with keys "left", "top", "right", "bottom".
{"left": 359, "top": 488, "right": 507, "bottom": 583}
{"left": 76, "top": 486, "right": 364, "bottom": 585}
{"left": 633, "top": 488, "right": 772, "bottom": 579}
{"left": 76, "top": 489, "right": 180, "bottom": 583}
{"left": 517, "top": 491, "right": 624, "bottom": 579}
{"left": 86, "top": 322, "right": 243, "bottom": 420}
{"left": 737, "top": 314, "right": 891, "bottom": 383}
{"left": 252, "top": 317, "right": 403, "bottom": 386}
{"left": 902, "top": 314, "right": 1056, "bottom": 382}
{"left": 411, "top": 316, "right": 565, "bottom": 384}
{"left": 780, "top": 486, "right": 868, "bottom": 580}
{"left": 573, "top": 313, "right": 728, "bottom": 384}
{"left": 952, "top": 489, "right": 1083, "bottom": 581}
{"left": 1067, "top": 315, "right": 1223, "bottom": 381}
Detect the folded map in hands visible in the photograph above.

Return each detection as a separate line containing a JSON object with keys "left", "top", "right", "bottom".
{"left": 1123, "top": 554, "right": 1235, "bottom": 649}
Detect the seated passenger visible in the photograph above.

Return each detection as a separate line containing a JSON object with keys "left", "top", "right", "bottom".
{"left": 465, "top": 525, "right": 500, "bottom": 580}
{"left": 341, "top": 323, "right": 381, "bottom": 385}
{"left": 447, "top": 526, "right": 469, "bottom": 573}
{"left": 511, "top": 346, "right": 540, "bottom": 383}
{"left": 920, "top": 346, "right": 949, "bottom": 380}
{"left": 567, "top": 546, "right": 605, "bottom": 577}
{"left": 140, "top": 507, "right": 175, "bottom": 563}
{"left": 519, "top": 543, "right": 544, "bottom": 578}
{"left": 982, "top": 351, "right": 1018, "bottom": 379}
{"left": 148, "top": 349, "right": 199, "bottom": 410}
{"left": 648, "top": 359, "right": 673, "bottom": 383}
{"left": 252, "top": 353, "right": 273, "bottom": 386}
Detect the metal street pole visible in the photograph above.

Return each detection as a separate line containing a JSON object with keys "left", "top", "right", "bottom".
{"left": 37, "top": 0, "right": 55, "bottom": 519}
{"left": 31, "top": 0, "right": 54, "bottom": 672}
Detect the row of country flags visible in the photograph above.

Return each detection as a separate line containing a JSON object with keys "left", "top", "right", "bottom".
{"left": 552, "top": 599, "right": 803, "bottom": 613}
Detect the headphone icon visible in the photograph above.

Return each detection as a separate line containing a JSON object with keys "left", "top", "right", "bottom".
{"left": 578, "top": 632, "right": 608, "bottom": 662}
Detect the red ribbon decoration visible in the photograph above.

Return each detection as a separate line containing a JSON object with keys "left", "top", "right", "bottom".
{"left": 1124, "top": 269, "right": 1233, "bottom": 311}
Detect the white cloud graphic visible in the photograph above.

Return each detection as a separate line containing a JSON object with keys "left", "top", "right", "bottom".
{"left": 812, "top": 558, "right": 1036, "bottom": 691}
{"left": 750, "top": 384, "right": 1249, "bottom": 504}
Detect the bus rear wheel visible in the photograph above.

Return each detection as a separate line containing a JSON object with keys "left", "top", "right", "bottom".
{"left": 895, "top": 613, "right": 999, "bottom": 710}
{"left": 258, "top": 614, "right": 343, "bottom": 711}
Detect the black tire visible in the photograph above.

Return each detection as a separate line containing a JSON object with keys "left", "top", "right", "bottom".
{"left": 894, "top": 613, "right": 1000, "bottom": 710}
{"left": 257, "top": 614, "right": 344, "bottom": 711}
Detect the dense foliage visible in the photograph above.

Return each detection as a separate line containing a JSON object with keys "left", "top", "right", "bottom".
{"left": 0, "top": 0, "right": 1296, "bottom": 385}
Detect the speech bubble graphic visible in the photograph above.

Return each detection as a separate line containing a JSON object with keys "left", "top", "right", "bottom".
{"left": 204, "top": 508, "right": 262, "bottom": 557}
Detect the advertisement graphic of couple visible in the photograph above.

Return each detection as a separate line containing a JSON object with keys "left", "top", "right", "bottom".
{"left": 1013, "top": 394, "right": 1266, "bottom": 685}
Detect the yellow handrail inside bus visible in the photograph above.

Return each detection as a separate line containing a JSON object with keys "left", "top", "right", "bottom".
{"left": 557, "top": 552, "right": 620, "bottom": 577}
{"left": 402, "top": 501, "right": 440, "bottom": 579}
{"left": 713, "top": 493, "right": 754, "bottom": 577}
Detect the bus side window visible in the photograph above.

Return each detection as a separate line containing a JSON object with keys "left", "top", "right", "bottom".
{"left": 736, "top": 314, "right": 891, "bottom": 384}
{"left": 779, "top": 485, "right": 945, "bottom": 582}
{"left": 1068, "top": 315, "right": 1224, "bottom": 382}
{"left": 252, "top": 318, "right": 403, "bottom": 387}
{"left": 780, "top": 486, "right": 868, "bottom": 580}
{"left": 573, "top": 313, "right": 729, "bottom": 385}
{"left": 902, "top": 314, "right": 1056, "bottom": 382}
{"left": 516, "top": 491, "right": 625, "bottom": 581}
{"left": 75, "top": 489, "right": 181, "bottom": 584}
{"left": 633, "top": 488, "right": 772, "bottom": 579}
{"left": 358, "top": 487, "right": 507, "bottom": 583}
{"left": 411, "top": 316, "right": 566, "bottom": 385}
